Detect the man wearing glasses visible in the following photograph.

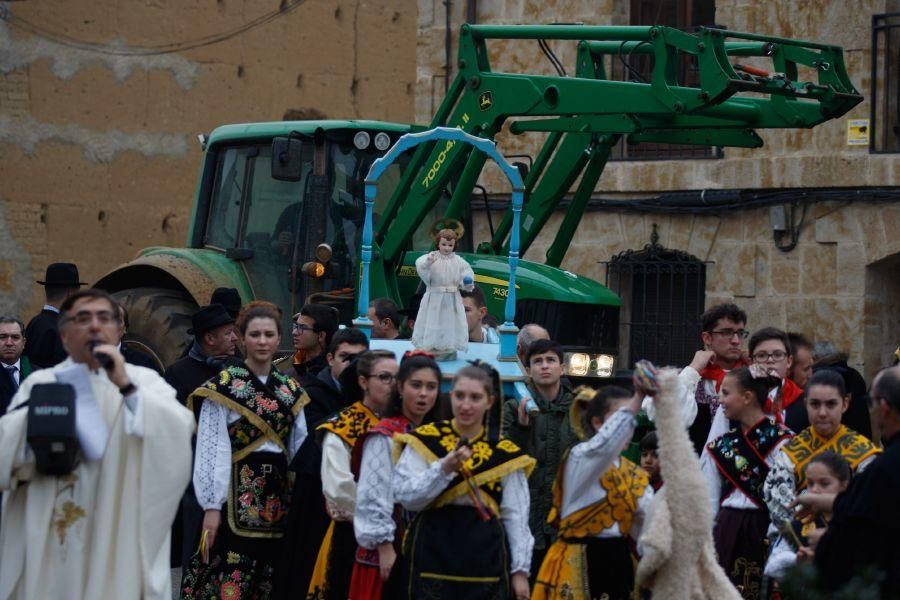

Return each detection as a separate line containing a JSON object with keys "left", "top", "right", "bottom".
{"left": 0, "top": 289, "right": 195, "bottom": 599}
{"left": 679, "top": 303, "right": 750, "bottom": 454}
{"left": 288, "top": 304, "right": 339, "bottom": 384}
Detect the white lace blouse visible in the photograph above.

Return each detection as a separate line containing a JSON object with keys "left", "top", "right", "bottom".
{"left": 393, "top": 443, "right": 534, "bottom": 575}
{"left": 353, "top": 434, "right": 397, "bottom": 550}
{"left": 193, "top": 375, "right": 308, "bottom": 511}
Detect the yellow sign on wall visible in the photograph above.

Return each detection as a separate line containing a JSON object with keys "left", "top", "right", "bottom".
{"left": 847, "top": 119, "right": 869, "bottom": 146}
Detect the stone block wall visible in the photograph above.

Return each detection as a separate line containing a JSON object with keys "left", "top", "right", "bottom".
{"left": 469, "top": 199, "right": 900, "bottom": 379}
{"left": 0, "top": 0, "right": 417, "bottom": 318}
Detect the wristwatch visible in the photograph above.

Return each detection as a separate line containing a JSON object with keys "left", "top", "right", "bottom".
{"left": 119, "top": 381, "right": 137, "bottom": 396}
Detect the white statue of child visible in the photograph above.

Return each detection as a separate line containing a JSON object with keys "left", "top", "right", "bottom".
{"left": 411, "top": 228, "right": 475, "bottom": 356}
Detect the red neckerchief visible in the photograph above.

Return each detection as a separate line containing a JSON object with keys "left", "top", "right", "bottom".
{"left": 781, "top": 379, "right": 803, "bottom": 409}
{"left": 765, "top": 378, "right": 803, "bottom": 424}
{"left": 698, "top": 357, "right": 749, "bottom": 392}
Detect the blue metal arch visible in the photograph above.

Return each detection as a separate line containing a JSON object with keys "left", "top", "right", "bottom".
{"left": 355, "top": 127, "right": 525, "bottom": 359}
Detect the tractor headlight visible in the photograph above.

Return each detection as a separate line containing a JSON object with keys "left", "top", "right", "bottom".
{"left": 564, "top": 352, "right": 615, "bottom": 378}
{"left": 565, "top": 352, "right": 591, "bottom": 377}
{"left": 374, "top": 132, "right": 391, "bottom": 151}
{"left": 593, "top": 354, "right": 615, "bottom": 377}
{"left": 353, "top": 131, "right": 371, "bottom": 150}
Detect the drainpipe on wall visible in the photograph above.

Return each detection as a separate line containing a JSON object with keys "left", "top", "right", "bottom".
{"left": 444, "top": 0, "right": 452, "bottom": 94}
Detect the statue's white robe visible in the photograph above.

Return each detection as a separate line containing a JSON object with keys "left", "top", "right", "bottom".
{"left": 0, "top": 359, "right": 195, "bottom": 600}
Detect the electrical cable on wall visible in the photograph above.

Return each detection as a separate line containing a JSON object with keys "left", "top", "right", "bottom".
{"left": 773, "top": 202, "right": 807, "bottom": 253}
{"left": 473, "top": 187, "right": 900, "bottom": 216}
{"left": 0, "top": 0, "right": 306, "bottom": 56}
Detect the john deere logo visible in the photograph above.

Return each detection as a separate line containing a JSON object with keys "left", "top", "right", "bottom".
{"left": 478, "top": 91, "right": 493, "bottom": 111}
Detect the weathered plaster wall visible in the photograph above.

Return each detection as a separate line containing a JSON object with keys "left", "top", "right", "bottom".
{"left": 0, "top": 0, "right": 416, "bottom": 317}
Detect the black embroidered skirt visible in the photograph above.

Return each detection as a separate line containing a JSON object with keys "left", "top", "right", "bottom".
{"left": 713, "top": 507, "right": 769, "bottom": 600}
{"left": 400, "top": 505, "right": 510, "bottom": 600}
{"left": 182, "top": 452, "right": 290, "bottom": 600}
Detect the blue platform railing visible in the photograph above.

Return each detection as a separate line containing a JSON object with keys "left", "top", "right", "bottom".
{"left": 353, "top": 126, "right": 525, "bottom": 361}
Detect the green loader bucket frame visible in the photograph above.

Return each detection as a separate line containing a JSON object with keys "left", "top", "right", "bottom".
{"left": 374, "top": 24, "right": 862, "bottom": 269}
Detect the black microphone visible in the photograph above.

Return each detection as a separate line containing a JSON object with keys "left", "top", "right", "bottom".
{"left": 89, "top": 340, "right": 114, "bottom": 370}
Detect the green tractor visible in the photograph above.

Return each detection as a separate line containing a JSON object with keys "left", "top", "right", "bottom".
{"left": 96, "top": 24, "right": 861, "bottom": 372}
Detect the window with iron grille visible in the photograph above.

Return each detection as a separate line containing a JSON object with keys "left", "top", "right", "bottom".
{"left": 604, "top": 226, "right": 707, "bottom": 368}
{"left": 871, "top": 13, "right": 900, "bottom": 153}
{"left": 608, "top": 0, "right": 721, "bottom": 161}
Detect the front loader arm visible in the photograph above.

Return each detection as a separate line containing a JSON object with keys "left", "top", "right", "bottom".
{"left": 377, "top": 23, "right": 862, "bottom": 268}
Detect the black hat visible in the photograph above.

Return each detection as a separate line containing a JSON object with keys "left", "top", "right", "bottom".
{"left": 36, "top": 263, "right": 87, "bottom": 287}
{"left": 188, "top": 304, "right": 235, "bottom": 335}
{"left": 211, "top": 287, "right": 242, "bottom": 319}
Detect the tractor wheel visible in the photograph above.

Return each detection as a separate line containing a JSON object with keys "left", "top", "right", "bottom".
{"left": 113, "top": 287, "right": 198, "bottom": 369}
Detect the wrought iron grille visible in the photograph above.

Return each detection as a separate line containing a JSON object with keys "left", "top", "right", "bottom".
{"left": 604, "top": 225, "right": 707, "bottom": 368}
{"left": 871, "top": 13, "right": 900, "bottom": 153}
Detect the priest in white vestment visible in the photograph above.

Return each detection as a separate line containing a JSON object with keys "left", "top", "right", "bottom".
{"left": 0, "top": 289, "right": 195, "bottom": 600}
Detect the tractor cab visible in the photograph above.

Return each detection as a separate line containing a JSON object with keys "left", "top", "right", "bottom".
{"left": 192, "top": 121, "right": 415, "bottom": 339}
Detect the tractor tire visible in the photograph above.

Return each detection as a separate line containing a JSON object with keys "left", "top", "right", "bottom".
{"left": 113, "top": 287, "right": 198, "bottom": 369}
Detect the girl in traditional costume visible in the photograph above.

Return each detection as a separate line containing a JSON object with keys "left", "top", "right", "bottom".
{"left": 411, "top": 228, "right": 475, "bottom": 354}
{"left": 349, "top": 353, "right": 442, "bottom": 600}
{"left": 182, "top": 306, "right": 310, "bottom": 599}
{"left": 763, "top": 369, "right": 879, "bottom": 522}
{"left": 393, "top": 364, "right": 535, "bottom": 600}
{"left": 532, "top": 384, "right": 654, "bottom": 600}
{"left": 307, "top": 350, "right": 397, "bottom": 600}
{"left": 700, "top": 365, "right": 792, "bottom": 600}
{"left": 764, "top": 451, "right": 851, "bottom": 587}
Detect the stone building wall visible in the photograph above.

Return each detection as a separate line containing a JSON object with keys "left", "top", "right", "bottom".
{"left": 419, "top": 0, "right": 900, "bottom": 378}
{"left": 469, "top": 200, "right": 900, "bottom": 380}
{"left": 0, "top": 0, "right": 417, "bottom": 317}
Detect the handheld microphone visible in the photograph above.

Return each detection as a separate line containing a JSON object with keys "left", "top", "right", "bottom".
{"left": 89, "top": 340, "right": 114, "bottom": 370}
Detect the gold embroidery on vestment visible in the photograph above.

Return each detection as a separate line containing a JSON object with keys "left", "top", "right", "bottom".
{"left": 53, "top": 501, "right": 86, "bottom": 544}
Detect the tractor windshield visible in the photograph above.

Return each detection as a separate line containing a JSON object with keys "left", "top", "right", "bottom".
{"left": 204, "top": 133, "right": 409, "bottom": 342}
